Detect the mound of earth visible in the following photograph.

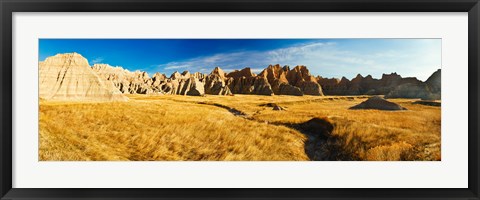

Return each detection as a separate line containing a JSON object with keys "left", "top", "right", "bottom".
{"left": 350, "top": 96, "right": 407, "bottom": 111}
{"left": 39, "top": 53, "right": 128, "bottom": 101}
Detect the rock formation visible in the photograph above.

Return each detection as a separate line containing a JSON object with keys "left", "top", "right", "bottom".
{"left": 318, "top": 73, "right": 416, "bottom": 95}
{"left": 350, "top": 96, "right": 407, "bottom": 111}
{"left": 385, "top": 70, "right": 441, "bottom": 100}
{"left": 92, "top": 64, "right": 205, "bottom": 96}
{"left": 254, "top": 65, "right": 324, "bottom": 96}
{"left": 225, "top": 64, "right": 323, "bottom": 96}
{"left": 384, "top": 83, "right": 434, "bottom": 99}
{"left": 226, "top": 67, "right": 255, "bottom": 78}
{"left": 92, "top": 64, "right": 153, "bottom": 94}
{"left": 425, "top": 69, "right": 441, "bottom": 97}
{"left": 316, "top": 77, "right": 340, "bottom": 94}
{"left": 257, "top": 65, "right": 298, "bottom": 96}
{"left": 151, "top": 72, "right": 167, "bottom": 92}
{"left": 40, "top": 53, "right": 440, "bottom": 100}
{"left": 285, "top": 65, "right": 324, "bottom": 96}
{"left": 178, "top": 77, "right": 205, "bottom": 96}
{"left": 225, "top": 67, "right": 274, "bottom": 96}
{"left": 39, "top": 53, "right": 128, "bottom": 101}
{"left": 204, "top": 67, "right": 233, "bottom": 95}
{"left": 318, "top": 69, "right": 441, "bottom": 100}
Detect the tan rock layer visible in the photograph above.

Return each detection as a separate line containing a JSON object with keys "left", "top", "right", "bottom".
{"left": 39, "top": 53, "right": 128, "bottom": 102}
{"left": 40, "top": 53, "right": 440, "bottom": 100}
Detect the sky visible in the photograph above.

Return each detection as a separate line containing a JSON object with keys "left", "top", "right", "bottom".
{"left": 39, "top": 39, "right": 441, "bottom": 81}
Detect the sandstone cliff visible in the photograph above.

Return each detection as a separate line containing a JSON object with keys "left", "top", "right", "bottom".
{"left": 92, "top": 64, "right": 153, "bottom": 94}
{"left": 92, "top": 64, "right": 205, "bottom": 96}
{"left": 204, "top": 67, "right": 233, "bottom": 95}
{"left": 226, "top": 64, "right": 324, "bottom": 96}
{"left": 39, "top": 53, "right": 128, "bottom": 101}
{"left": 40, "top": 53, "right": 439, "bottom": 100}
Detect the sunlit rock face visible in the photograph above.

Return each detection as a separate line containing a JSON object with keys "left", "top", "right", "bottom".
{"left": 92, "top": 64, "right": 154, "bottom": 95}
{"left": 284, "top": 65, "right": 324, "bottom": 96}
{"left": 225, "top": 67, "right": 273, "bottom": 96}
{"left": 226, "top": 64, "right": 324, "bottom": 96}
{"left": 39, "top": 53, "right": 128, "bottom": 101}
{"left": 40, "top": 53, "right": 439, "bottom": 100}
{"left": 204, "top": 67, "right": 233, "bottom": 95}
{"left": 92, "top": 64, "right": 206, "bottom": 96}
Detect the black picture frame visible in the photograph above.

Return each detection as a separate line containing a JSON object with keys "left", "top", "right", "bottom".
{"left": 1, "top": 0, "right": 479, "bottom": 199}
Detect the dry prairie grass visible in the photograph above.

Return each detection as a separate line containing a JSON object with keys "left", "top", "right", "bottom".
{"left": 39, "top": 95, "right": 440, "bottom": 161}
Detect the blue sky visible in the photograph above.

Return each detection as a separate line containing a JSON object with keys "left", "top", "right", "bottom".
{"left": 39, "top": 39, "right": 441, "bottom": 81}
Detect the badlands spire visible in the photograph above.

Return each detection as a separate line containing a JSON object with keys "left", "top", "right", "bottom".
{"left": 39, "top": 53, "right": 128, "bottom": 101}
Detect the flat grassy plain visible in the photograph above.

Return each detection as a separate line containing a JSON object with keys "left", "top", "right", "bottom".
{"left": 39, "top": 95, "right": 441, "bottom": 161}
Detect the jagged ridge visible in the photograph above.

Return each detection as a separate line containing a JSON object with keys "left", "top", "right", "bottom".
{"left": 39, "top": 53, "right": 441, "bottom": 101}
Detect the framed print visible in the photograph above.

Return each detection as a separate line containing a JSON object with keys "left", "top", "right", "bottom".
{"left": 1, "top": 0, "right": 479, "bottom": 199}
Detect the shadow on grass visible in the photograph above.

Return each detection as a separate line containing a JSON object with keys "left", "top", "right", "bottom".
{"left": 197, "top": 102, "right": 247, "bottom": 116}
{"left": 273, "top": 118, "right": 356, "bottom": 161}
{"left": 194, "top": 101, "right": 357, "bottom": 161}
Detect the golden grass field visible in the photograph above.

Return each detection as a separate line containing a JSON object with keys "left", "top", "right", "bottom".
{"left": 39, "top": 95, "right": 441, "bottom": 161}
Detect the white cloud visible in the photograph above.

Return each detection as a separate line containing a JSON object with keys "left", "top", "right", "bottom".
{"left": 150, "top": 40, "right": 440, "bottom": 81}
{"left": 154, "top": 42, "right": 372, "bottom": 75}
{"left": 164, "top": 65, "right": 189, "bottom": 70}
{"left": 91, "top": 57, "right": 104, "bottom": 64}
